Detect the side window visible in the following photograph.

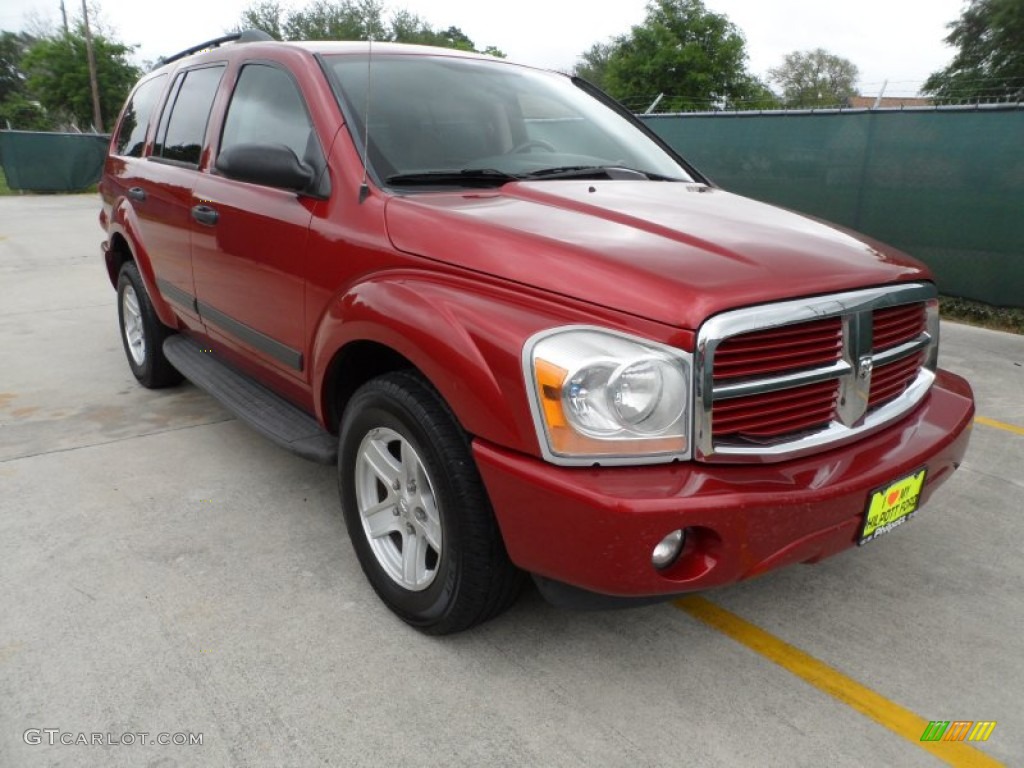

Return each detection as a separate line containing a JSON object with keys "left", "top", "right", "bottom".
{"left": 114, "top": 74, "right": 167, "bottom": 157}
{"left": 220, "top": 64, "right": 322, "bottom": 169}
{"left": 153, "top": 65, "right": 225, "bottom": 166}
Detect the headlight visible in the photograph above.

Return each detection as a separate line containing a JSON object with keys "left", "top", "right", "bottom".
{"left": 523, "top": 327, "right": 692, "bottom": 465}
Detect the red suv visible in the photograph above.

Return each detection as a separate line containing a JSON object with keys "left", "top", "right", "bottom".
{"left": 99, "top": 33, "right": 974, "bottom": 633}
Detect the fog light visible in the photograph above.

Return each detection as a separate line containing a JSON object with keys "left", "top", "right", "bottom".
{"left": 652, "top": 529, "right": 685, "bottom": 569}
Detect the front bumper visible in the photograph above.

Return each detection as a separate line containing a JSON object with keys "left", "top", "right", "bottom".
{"left": 474, "top": 369, "right": 974, "bottom": 598}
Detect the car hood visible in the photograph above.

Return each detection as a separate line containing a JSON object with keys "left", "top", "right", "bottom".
{"left": 384, "top": 181, "right": 930, "bottom": 329}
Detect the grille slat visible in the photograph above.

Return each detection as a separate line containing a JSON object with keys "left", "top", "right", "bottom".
{"left": 713, "top": 345, "right": 843, "bottom": 380}
{"left": 714, "top": 397, "right": 838, "bottom": 432}
{"left": 707, "top": 299, "right": 928, "bottom": 450}
{"left": 869, "top": 353, "right": 924, "bottom": 407}
{"left": 713, "top": 381, "right": 838, "bottom": 437}
{"left": 714, "top": 381, "right": 838, "bottom": 415}
{"left": 873, "top": 304, "right": 926, "bottom": 351}
{"left": 714, "top": 317, "right": 842, "bottom": 381}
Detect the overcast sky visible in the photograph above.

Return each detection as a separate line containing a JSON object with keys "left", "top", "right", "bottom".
{"left": 0, "top": 0, "right": 965, "bottom": 96}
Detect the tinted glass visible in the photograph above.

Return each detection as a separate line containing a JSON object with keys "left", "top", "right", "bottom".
{"left": 114, "top": 74, "right": 167, "bottom": 157}
{"left": 326, "top": 55, "right": 692, "bottom": 182}
{"left": 220, "top": 64, "right": 320, "bottom": 167}
{"left": 155, "top": 66, "right": 225, "bottom": 165}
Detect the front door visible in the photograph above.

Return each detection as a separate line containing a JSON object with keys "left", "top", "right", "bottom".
{"left": 191, "top": 62, "right": 328, "bottom": 379}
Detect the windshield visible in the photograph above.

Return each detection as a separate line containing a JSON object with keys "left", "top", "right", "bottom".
{"left": 324, "top": 54, "right": 695, "bottom": 186}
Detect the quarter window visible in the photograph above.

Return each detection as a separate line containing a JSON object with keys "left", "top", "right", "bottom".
{"left": 114, "top": 74, "right": 167, "bottom": 157}
{"left": 154, "top": 66, "right": 225, "bottom": 166}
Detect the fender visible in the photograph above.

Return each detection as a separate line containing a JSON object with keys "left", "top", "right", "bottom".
{"left": 310, "top": 272, "right": 616, "bottom": 455}
{"left": 106, "top": 197, "right": 181, "bottom": 329}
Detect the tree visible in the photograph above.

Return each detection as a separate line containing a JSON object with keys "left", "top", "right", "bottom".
{"left": 283, "top": 0, "right": 386, "bottom": 41}
{"left": 236, "top": 0, "right": 504, "bottom": 56}
{"left": 0, "top": 31, "right": 52, "bottom": 129}
{"left": 579, "top": 0, "right": 765, "bottom": 111}
{"left": 391, "top": 11, "right": 461, "bottom": 46}
{"left": 0, "top": 91, "right": 51, "bottom": 130}
{"left": 22, "top": 27, "right": 139, "bottom": 131}
{"left": 767, "top": 48, "right": 859, "bottom": 108}
{"left": 573, "top": 42, "right": 614, "bottom": 88}
{"left": 1, "top": 31, "right": 35, "bottom": 101}
{"left": 238, "top": 1, "right": 287, "bottom": 40}
{"left": 923, "top": 0, "right": 1024, "bottom": 103}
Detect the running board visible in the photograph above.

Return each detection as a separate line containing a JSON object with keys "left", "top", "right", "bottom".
{"left": 163, "top": 335, "right": 337, "bottom": 464}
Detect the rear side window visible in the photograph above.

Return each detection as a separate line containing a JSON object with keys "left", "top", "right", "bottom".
{"left": 153, "top": 65, "right": 225, "bottom": 166}
{"left": 114, "top": 74, "right": 167, "bottom": 157}
{"left": 220, "top": 63, "right": 321, "bottom": 167}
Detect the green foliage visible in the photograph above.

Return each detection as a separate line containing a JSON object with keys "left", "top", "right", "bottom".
{"left": 768, "top": 48, "right": 859, "bottom": 108}
{"left": 236, "top": 0, "right": 505, "bottom": 56}
{"left": 0, "top": 91, "right": 50, "bottom": 130}
{"left": 574, "top": 42, "right": 615, "bottom": 88}
{"left": 284, "top": 0, "right": 386, "bottom": 41}
{"left": 239, "top": 1, "right": 287, "bottom": 40}
{"left": 390, "top": 10, "right": 450, "bottom": 46}
{"left": 21, "top": 27, "right": 140, "bottom": 131}
{"left": 940, "top": 296, "right": 1024, "bottom": 334}
{"left": 1, "top": 31, "right": 36, "bottom": 101}
{"left": 578, "top": 0, "right": 766, "bottom": 111}
{"left": 739, "top": 78, "right": 781, "bottom": 110}
{"left": 923, "top": 0, "right": 1024, "bottom": 103}
{"left": 1, "top": 31, "right": 53, "bottom": 130}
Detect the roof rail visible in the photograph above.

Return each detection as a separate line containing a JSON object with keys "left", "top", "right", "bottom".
{"left": 162, "top": 29, "right": 274, "bottom": 65}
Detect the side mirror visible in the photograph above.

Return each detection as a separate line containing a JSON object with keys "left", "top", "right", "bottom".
{"left": 216, "top": 143, "right": 315, "bottom": 193}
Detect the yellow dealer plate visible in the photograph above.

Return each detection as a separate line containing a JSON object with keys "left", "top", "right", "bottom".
{"left": 859, "top": 468, "right": 927, "bottom": 545}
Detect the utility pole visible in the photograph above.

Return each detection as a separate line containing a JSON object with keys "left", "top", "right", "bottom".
{"left": 872, "top": 80, "right": 888, "bottom": 110}
{"left": 59, "top": 1, "right": 69, "bottom": 35}
{"left": 81, "top": 0, "right": 103, "bottom": 132}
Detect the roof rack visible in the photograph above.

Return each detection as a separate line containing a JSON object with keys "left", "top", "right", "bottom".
{"left": 162, "top": 29, "right": 274, "bottom": 65}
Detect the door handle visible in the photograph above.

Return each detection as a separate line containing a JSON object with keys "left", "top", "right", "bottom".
{"left": 127, "top": 186, "right": 146, "bottom": 202}
{"left": 191, "top": 205, "right": 219, "bottom": 226}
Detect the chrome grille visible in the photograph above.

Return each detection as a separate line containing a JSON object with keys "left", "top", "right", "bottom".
{"left": 695, "top": 283, "right": 939, "bottom": 463}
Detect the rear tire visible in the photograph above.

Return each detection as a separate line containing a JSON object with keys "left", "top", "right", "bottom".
{"left": 338, "top": 371, "right": 523, "bottom": 634}
{"left": 116, "top": 262, "right": 182, "bottom": 388}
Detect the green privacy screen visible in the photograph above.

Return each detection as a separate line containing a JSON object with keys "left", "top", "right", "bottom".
{"left": 0, "top": 131, "right": 109, "bottom": 193}
{"left": 642, "top": 108, "right": 1024, "bottom": 308}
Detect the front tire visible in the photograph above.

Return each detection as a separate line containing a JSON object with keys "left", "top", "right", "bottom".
{"left": 116, "top": 262, "right": 182, "bottom": 388}
{"left": 338, "top": 372, "right": 523, "bottom": 634}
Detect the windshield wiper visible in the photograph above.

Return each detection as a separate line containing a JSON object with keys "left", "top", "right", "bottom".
{"left": 385, "top": 165, "right": 686, "bottom": 187}
{"left": 522, "top": 165, "right": 684, "bottom": 181}
{"left": 385, "top": 168, "right": 517, "bottom": 187}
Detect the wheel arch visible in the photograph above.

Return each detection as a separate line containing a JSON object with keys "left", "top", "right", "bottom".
{"left": 312, "top": 274, "right": 571, "bottom": 456}
{"left": 105, "top": 231, "right": 134, "bottom": 287}
{"left": 321, "top": 340, "right": 418, "bottom": 433}
{"left": 105, "top": 203, "right": 179, "bottom": 328}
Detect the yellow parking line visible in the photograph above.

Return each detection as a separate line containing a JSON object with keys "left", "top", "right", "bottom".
{"left": 674, "top": 596, "right": 1004, "bottom": 768}
{"left": 975, "top": 416, "right": 1024, "bottom": 437}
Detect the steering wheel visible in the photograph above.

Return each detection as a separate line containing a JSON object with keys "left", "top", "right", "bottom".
{"left": 510, "top": 139, "right": 557, "bottom": 154}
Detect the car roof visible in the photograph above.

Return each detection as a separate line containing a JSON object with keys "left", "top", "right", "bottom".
{"left": 154, "top": 38, "right": 495, "bottom": 74}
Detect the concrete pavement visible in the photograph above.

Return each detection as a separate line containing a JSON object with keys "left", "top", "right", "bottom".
{"left": 1, "top": 195, "right": 1020, "bottom": 767}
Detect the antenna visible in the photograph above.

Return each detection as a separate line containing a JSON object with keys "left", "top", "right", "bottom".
{"left": 358, "top": 36, "right": 373, "bottom": 204}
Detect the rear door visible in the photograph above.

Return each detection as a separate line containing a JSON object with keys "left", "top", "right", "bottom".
{"left": 105, "top": 73, "right": 170, "bottom": 294}
{"left": 136, "top": 64, "right": 226, "bottom": 321}
{"left": 190, "top": 61, "right": 326, "bottom": 379}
